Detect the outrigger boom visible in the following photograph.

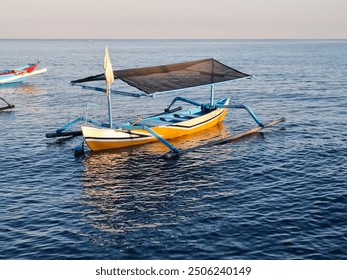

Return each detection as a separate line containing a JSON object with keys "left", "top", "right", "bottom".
{"left": 162, "top": 117, "right": 286, "bottom": 160}
{"left": 46, "top": 52, "right": 285, "bottom": 158}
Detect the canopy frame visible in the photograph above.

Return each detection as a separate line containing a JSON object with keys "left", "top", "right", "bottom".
{"left": 71, "top": 58, "right": 252, "bottom": 96}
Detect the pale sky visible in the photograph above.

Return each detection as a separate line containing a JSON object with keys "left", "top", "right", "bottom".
{"left": 1, "top": 0, "right": 346, "bottom": 39}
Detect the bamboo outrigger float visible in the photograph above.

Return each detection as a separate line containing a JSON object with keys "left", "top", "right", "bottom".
{"left": 46, "top": 47, "right": 285, "bottom": 158}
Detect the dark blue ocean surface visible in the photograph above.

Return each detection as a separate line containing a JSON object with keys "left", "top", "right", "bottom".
{"left": 0, "top": 40, "right": 346, "bottom": 259}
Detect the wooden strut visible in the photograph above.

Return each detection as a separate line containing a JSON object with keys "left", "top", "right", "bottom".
{"left": 162, "top": 117, "right": 286, "bottom": 160}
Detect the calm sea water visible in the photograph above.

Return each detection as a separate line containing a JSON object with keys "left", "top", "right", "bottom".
{"left": 0, "top": 39, "right": 346, "bottom": 260}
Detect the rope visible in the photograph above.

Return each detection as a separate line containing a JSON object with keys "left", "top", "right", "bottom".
{"left": 131, "top": 116, "right": 142, "bottom": 126}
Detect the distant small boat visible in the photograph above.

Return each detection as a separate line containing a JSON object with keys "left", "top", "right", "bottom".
{"left": 0, "top": 62, "right": 47, "bottom": 84}
{"left": 0, "top": 97, "right": 15, "bottom": 111}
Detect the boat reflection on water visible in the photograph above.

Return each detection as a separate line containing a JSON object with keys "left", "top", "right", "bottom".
{"left": 16, "top": 83, "right": 41, "bottom": 94}
{"left": 0, "top": 82, "right": 41, "bottom": 94}
{"left": 80, "top": 123, "right": 231, "bottom": 234}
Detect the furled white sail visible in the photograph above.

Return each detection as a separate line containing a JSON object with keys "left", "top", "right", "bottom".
{"left": 104, "top": 46, "right": 114, "bottom": 84}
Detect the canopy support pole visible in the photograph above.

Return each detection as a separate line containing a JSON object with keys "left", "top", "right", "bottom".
{"left": 210, "top": 84, "right": 215, "bottom": 107}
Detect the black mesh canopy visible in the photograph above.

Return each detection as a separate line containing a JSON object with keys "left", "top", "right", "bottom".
{"left": 71, "top": 58, "right": 251, "bottom": 94}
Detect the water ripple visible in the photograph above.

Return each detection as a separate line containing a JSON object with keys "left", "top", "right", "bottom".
{"left": 1, "top": 39, "right": 347, "bottom": 259}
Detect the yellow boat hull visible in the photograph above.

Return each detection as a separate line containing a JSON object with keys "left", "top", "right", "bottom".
{"left": 82, "top": 108, "right": 228, "bottom": 151}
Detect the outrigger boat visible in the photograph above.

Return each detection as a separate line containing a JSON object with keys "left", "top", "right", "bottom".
{"left": 0, "top": 97, "right": 15, "bottom": 111}
{"left": 0, "top": 62, "right": 47, "bottom": 84}
{"left": 46, "top": 47, "right": 285, "bottom": 159}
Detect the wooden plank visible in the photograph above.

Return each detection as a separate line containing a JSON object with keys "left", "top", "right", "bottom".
{"left": 162, "top": 117, "right": 285, "bottom": 160}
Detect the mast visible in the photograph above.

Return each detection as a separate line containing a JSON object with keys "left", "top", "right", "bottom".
{"left": 104, "top": 46, "right": 115, "bottom": 128}
{"left": 106, "top": 82, "right": 113, "bottom": 128}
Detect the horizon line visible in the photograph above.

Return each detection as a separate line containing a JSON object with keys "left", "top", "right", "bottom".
{"left": 1, "top": 38, "right": 347, "bottom": 41}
